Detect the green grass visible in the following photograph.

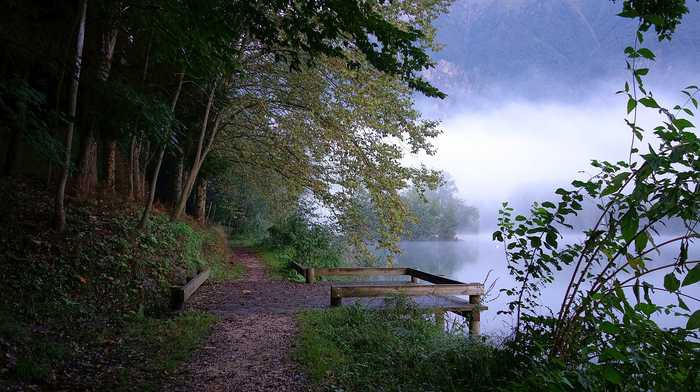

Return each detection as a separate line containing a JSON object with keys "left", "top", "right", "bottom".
{"left": 115, "top": 311, "right": 217, "bottom": 390}
{"left": 210, "top": 258, "right": 246, "bottom": 281}
{"left": 258, "top": 247, "right": 306, "bottom": 282}
{"left": 296, "top": 298, "right": 512, "bottom": 392}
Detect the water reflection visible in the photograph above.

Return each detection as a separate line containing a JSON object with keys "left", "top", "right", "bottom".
{"left": 389, "top": 233, "right": 700, "bottom": 335}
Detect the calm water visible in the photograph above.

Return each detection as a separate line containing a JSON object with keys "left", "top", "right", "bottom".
{"left": 391, "top": 234, "right": 700, "bottom": 335}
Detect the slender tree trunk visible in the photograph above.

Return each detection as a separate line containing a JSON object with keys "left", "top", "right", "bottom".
{"left": 132, "top": 138, "right": 142, "bottom": 201}
{"left": 128, "top": 135, "right": 136, "bottom": 199}
{"left": 206, "top": 201, "right": 214, "bottom": 224}
{"left": 105, "top": 139, "right": 117, "bottom": 192}
{"left": 195, "top": 179, "right": 208, "bottom": 224}
{"left": 78, "top": 133, "right": 98, "bottom": 196}
{"left": 137, "top": 71, "right": 184, "bottom": 229}
{"left": 174, "top": 157, "right": 183, "bottom": 204}
{"left": 99, "top": 28, "right": 118, "bottom": 190}
{"left": 172, "top": 81, "right": 218, "bottom": 220}
{"left": 137, "top": 148, "right": 164, "bottom": 229}
{"left": 54, "top": 0, "right": 87, "bottom": 232}
{"left": 140, "top": 141, "right": 149, "bottom": 200}
{"left": 96, "top": 29, "right": 118, "bottom": 82}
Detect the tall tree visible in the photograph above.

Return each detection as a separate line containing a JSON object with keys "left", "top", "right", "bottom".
{"left": 54, "top": 0, "right": 88, "bottom": 232}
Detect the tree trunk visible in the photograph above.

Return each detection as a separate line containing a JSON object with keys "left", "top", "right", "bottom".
{"left": 132, "top": 138, "right": 142, "bottom": 201}
{"left": 77, "top": 26, "right": 118, "bottom": 195}
{"left": 98, "top": 28, "right": 118, "bottom": 190}
{"left": 96, "top": 29, "right": 118, "bottom": 82}
{"left": 128, "top": 135, "right": 136, "bottom": 199}
{"left": 172, "top": 81, "right": 218, "bottom": 220}
{"left": 78, "top": 133, "right": 98, "bottom": 196}
{"left": 105, "top": 139, "right": 117, "bottom": 192}
{"left": 175, "top": 157, "right": 183, "bottom": 204}
{"left": 137, "top": 148, "right": 164, "bottom": 229}
{"left": 195, "top": 179, "right": 207, "bottom": 224}
{"left": 139, "top": 141, "right": 150, "bottom": 201}
{"left": 136, "top": 71, "right": 184, "bottom": 229}
{"left": 54, "top": 0, "right": 87, "bottom": 232}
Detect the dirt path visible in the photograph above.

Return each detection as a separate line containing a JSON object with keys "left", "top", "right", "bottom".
{"left": 168, "top": 248, "right": 329, "bottom": 392}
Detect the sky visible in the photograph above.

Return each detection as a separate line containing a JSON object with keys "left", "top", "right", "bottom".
{"left": 411, "top": 0, "right": 700, "bottom": 229}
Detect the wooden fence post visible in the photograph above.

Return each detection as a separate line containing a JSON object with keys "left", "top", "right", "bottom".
{"left": 330, "top": 287, "right": 342, "bottom": 307}
{"left": 305, "top": 267, "right": 316, "bottom": 284}
{"left": 469, "top": 294, "right": 481, "bottom": 336}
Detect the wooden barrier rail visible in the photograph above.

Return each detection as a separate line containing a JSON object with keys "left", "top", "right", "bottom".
{"left": 292, "top": 263, "right": 485, "bottom": 335}
{"left": 171, "top": 269, "right": 210, "bottom": 311}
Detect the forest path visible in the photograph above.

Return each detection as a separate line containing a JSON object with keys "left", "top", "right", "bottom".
{"left": 168, "top": 247, "right": 330, "bottom": 392}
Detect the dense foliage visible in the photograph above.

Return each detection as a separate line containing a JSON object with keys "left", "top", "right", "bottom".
{"left": 297, "top": 299, "right": 514, "bottom": 392}
{"left": 0, "top": 178, "right": 235, "bottom": 388}
{"left": 264, "top": 212, "right": 344, "bottom": 269}
{"left": 492, "top": 10, "right": 700, "bottom": 391}
{"left": 0, "top": 0, "right": 451, "bottom": 256}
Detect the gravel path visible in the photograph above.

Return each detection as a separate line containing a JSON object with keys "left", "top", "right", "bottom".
{"left": 168, "top": 248, "right": 330, "bottom": 392}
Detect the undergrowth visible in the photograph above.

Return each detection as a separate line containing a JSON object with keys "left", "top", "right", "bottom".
{"left": 0, "top": 178, "right": 238, "bottom": 389}
{"left": 296, "top": 298, "right": 515, "bottom": 392}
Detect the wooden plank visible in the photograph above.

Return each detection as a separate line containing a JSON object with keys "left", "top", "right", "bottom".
{"left": 290, "top": 261, "right": 306, "bottom": 275}
{"left": 315, "top": 267, "right": 409, "bottom": 277}
{"left": 171, "top": 268, "right": 210, "bottom": 310}
{"left": 326, "top": 281, "right": 414, "bottom": 286}
{"left": 331, "top": 283, "right": 484, "bottom": 299}
{"left": 341, "top": 296, "right": 488, "bottom": 312}
{"left": 406, "top": 268, "right": 466, "bottom": 285}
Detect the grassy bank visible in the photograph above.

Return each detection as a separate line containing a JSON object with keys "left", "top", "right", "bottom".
{"left": 296, "top": 298, "right": 516, "bottom": 392}
{"left": 0, "top": 179, "right": 240, "bottom": 390}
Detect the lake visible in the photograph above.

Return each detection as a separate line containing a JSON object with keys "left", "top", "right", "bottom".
{"left": 390, "top": 233, "right": 700, "bottom": 335}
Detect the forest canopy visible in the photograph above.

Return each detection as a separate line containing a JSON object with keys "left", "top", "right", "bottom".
{"left": 0, "top": 0, "right": 452, "bottom": 256}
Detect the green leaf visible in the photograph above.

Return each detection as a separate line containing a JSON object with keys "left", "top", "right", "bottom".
{"left": 672, "top": 118, "right": 694, "bottom": 131}
{"left": 687, "top": 310, "right": 700, "bottom": 330}
{"left": 545, "top": 231, "right": 558, "bottom": 248}
{"left": 620, "top": 209, "right": 639, "bottom": 243}
{"left": 602, "top": 366, "right": 623, "bottom": 385}
{"left": 601, "top": 173, "right": 629, "bottom": 196}
{"left": 637, "top": 302, "right": 657, "bottom": 316}
{"left": 541, "top": 201, "right": 555, "bottom": 209}
{"left": 600, "top": 321, "right": 621, "bottom": 334}
{"left": 664, "top": 273, "right": 680, "bottom": 292}
{"left": 639, "top": 97, "right": 660, "bottom": 108}
{"left": 634, "top": 231, "right": 648, "bottom": 254}
{"left": 627, "top": 98, "right": 637, "bottom": 114}
{"left": 637, "top": 48, "right": 655, "bottom": 60}
{"left": 682, "top": 264, "right": 700, "bottom": 287}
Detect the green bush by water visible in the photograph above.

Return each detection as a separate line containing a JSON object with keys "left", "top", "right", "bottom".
{"left": 296, "top": 298, "right": 514, "bottom": 392}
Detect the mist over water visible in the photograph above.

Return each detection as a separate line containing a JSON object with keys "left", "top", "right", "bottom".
{"left": 408, "top": 1, "right": 700, "bottom": 231}
{"left": 395, "top": 1, "right": 700, "bottom": 334}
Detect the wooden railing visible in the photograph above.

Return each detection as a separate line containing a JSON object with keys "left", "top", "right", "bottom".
{"left": 290, "top": 263, "right": 485, "bottom": 335}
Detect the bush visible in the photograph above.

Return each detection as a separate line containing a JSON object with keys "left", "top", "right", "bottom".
{"left": 296, "top": 298, "right": 516, "bottom": 392}
{"left": 264, "top": 213, "right": 343, "bottom": 268}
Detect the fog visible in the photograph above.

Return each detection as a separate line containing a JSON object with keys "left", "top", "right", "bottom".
{"left": 410, "top": 0, "right": 700, "bottom": 231}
